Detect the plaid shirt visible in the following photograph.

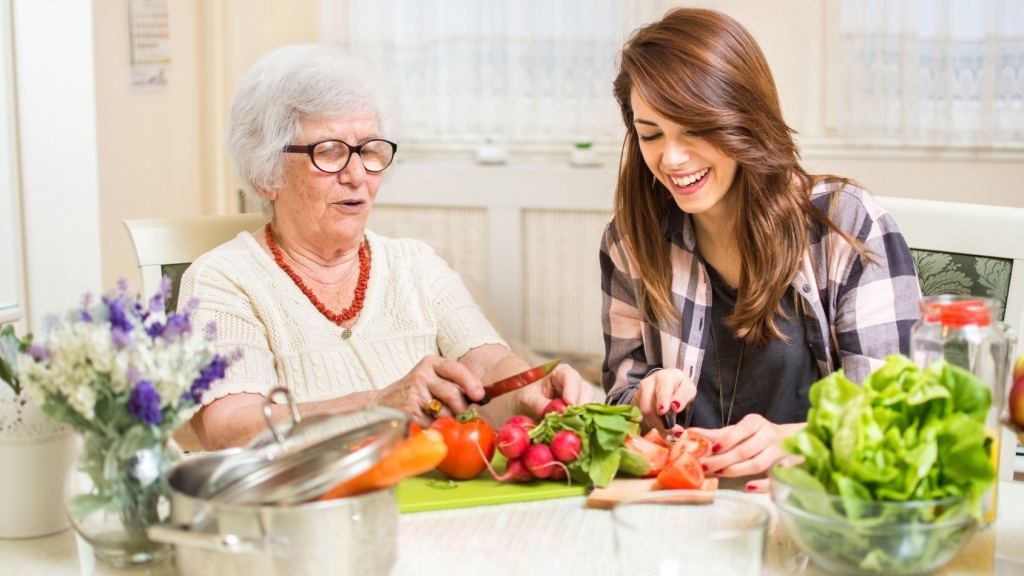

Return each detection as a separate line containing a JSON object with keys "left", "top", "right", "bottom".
{"left": 601, "top": 181, "right": 921, "bottom": 407}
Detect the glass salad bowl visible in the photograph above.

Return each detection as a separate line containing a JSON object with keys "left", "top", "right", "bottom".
{"left": 770, "top": 455, "right": 978, "bottom": 576}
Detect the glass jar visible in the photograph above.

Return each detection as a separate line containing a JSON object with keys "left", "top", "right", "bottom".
{"left": 910, "top": 295, "right": 1014, "bottom": 523}
{"left": 65, "top": 432, "right": 180, "bottom": 567}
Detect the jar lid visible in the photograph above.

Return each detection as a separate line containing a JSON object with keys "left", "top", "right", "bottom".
{"left": 920, "top": 298, "right": 992, "bottom": 328}
{"left": 199, "top": 388, "right": 408, "bottom": 505}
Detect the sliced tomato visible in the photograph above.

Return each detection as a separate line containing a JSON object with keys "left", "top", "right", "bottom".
{"left": 642, "top": 428, "right": 672, "bottom": 449}
{"left": 672, "top": 429, "right": 712, "bottom": 461}
{"left": 623, "top": 434, "right": 669, "bottom": 478}
{"left": 657, "top": 451, "right": 704, "bottom": 489}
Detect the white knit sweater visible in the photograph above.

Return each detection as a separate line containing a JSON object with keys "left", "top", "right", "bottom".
{"left": 177, "top": 230, "right": 508, "bottom": 405}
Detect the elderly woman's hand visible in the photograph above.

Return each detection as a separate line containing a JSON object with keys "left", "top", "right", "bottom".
{"left": 514, "top": 363, "right": 595, "bottom": 418}
{"left": 371, "top": 355, "right": 487, "bottom": 428}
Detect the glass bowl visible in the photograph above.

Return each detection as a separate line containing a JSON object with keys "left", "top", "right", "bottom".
{"left": 770, "top": 455, "right": 977, "bottom": 576}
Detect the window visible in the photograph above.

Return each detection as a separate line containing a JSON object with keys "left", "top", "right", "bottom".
{"left": 837, "top": 0, "right": 1024, "bottom": 145}
{"left": 340, "top": 0, "right": 670, "bottom": 152}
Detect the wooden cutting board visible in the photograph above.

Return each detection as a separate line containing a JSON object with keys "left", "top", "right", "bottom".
{"left": 584, "top": 477, "right": 720, "bottom": 510}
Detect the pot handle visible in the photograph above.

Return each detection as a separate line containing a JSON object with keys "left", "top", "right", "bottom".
{"left": 147, "top": 524, "right": 291, "bottom": 558}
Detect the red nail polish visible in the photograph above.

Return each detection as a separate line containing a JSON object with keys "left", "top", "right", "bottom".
{"left": 658, "top": 404, "right": 664, "bottom": 412}
{"left": 671, "top": 400, "right": 681, "bottom": 410}
{"left": 673, "top": 430, "right": 683, "bottom": 437}
{"left": 714, "top": 469, "right": 724, "bottom": 475}
{"left": 712, "top": 444, "right": 721, "bottom": 453}
{"left": 747, "top": 484, "right": 757, "bottom": 491}
{"left": 701, "top": 464, "right": 708, "bottom": 471}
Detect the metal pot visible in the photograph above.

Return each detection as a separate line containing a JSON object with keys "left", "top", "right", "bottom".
{"left": 150, "top": 449, "right": 398, "bottom": 576}
{"left": 148, "top": 390, "right": 408, "bottom": 575}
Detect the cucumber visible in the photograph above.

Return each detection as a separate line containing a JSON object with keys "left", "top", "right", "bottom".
{"left": 617, "top": 446, "right": 651, "bottom": 477}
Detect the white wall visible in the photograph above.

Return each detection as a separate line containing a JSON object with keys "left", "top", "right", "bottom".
{"left": 9, "top": 0, "right": 1023, "bottom": 331}
{"left": 14, "top": 0, "right": 103, "bottom": 329}
{"left": 0, "top": 0, "right": 22, "bottom": 322}
{"left": 92, "top": 0, "right": 206, "bottom": 294}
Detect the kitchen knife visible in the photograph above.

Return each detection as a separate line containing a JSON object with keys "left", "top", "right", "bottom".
{"left": 473, "top": 358, "right": 561, "bottom": 406}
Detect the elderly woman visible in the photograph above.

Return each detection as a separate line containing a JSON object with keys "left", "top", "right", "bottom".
{"left": 179, "top": 44, "right": 590, "bottom": 450}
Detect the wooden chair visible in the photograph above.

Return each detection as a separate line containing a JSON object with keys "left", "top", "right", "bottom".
{"left": 876, "top": 195, "right": 1024, "bottom": 481}
{"left": 122, "top": 213, "right": 266, "bottom": 451}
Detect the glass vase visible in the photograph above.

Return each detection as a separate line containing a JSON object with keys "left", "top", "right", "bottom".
{"left": 65, "top": 431, "right": 180, "bottom": 567}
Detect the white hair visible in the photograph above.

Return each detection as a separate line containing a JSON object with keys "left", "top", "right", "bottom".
{"left": 225, "top": 44, "right": 399, "bottom": 218}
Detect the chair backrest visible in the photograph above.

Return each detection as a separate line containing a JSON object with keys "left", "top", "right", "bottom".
{"left": 875, "top": 195, "right": 1024, "bottom": 481}
{"left": 122, "top": 213, "right": 267, "bottom": 312}
{"left": 123, "top": 213, "right": 266, "bottom": 453}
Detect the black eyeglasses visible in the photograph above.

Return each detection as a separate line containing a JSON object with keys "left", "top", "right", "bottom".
{"left": 283, "top": 138, "right": 398, "bottom": 173}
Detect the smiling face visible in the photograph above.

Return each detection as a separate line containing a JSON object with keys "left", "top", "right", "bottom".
{"left": 630, "top": 88, "right": 739, "bottom": 221}
{"left": 265, "top": 111, "right": 384, "bottom": 253}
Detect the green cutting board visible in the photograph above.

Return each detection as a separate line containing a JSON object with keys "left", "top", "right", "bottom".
{"left": 395, "top": 457, "right": 588, "bottom": 513}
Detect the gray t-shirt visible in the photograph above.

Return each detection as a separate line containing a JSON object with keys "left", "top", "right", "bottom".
{"left": 687, "top": 263, "right": 819, "bottom": 429}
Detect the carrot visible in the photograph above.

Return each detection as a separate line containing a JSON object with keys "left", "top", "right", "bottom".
{"left": 319, "top": 428, "right": 448, "bottom": 500}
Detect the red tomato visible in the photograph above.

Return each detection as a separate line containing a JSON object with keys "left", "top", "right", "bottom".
{"left": 657, "top": 451, "right": 704, "bottom": 489}
{"left": 642, "top": 428, "right": 672, "bottom": 449}
{"left": 429, "top": 410, "right": 496, "bottom": 480}
{"left": 670, "top": 429, "right": 713, "bottom": 462}
{"left": 624, "top": 434, "right": 669, "bottom": 477}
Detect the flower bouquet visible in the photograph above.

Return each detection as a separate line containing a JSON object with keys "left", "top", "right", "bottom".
{"left": 9, "top": 278, "right": 233, "bottom": 566}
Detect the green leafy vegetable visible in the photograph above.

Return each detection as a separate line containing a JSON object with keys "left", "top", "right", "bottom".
{"left": 528, "top": 403, "right": 641, "bottom": 487}
{"left": 781, "top": 356, "right": 995, "bottom": 506}
{"left": 776, "top": 356, "right": 996, "bottom": 574}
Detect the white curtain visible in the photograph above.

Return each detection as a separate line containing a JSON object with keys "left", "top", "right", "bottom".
{"left": 342, "top": 0, "right": 669, "bottom": 148}
{"left": 838, "top": 0, "right": 1024, "bottom": 143}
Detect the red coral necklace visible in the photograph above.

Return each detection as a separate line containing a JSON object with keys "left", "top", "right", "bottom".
{"left": 265, "top": 223, "right": 370, "bottom": 325}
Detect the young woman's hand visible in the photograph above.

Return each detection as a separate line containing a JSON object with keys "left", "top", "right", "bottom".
{"left": 689, "top": 415, "right": 805, "bottom": 491}
{"left": 629, "top": 368, "right": 695, "bottom": 436}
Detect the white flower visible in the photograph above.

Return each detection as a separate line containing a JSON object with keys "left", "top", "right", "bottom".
{"left": 15, "top": 281, "right": 235, "bottom": 436}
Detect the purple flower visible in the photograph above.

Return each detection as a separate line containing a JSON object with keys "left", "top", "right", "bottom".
{"left": 28, "top": 344, "right": 51, "bottom": 362}
{"left": 104, "top": 295, "right": 134, "bottom": 334}
{"left": 147, "top": 292, "right": 165, "bottom": 315}
{"left": 110, "top": 329, "right": 133, "bottom": 350}
{"left": 146, "top": 321, "right": 165, "bottom": 339}
{"left": 161, "top": 312, "right": 191, "bottom": 340}
{"left": 188, "top": 355, "right": 228, "bottom": 402}
{"left": 127, "top": 381, "right": 162, "bottom": 425}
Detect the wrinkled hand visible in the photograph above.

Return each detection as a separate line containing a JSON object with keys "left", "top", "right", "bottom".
{"left": 372, "top": 355, "right": 485, "bottom": 428}
{"left": 629, "top": 368, "right": 695, "bottom": 436}
{"left": 515, "top": 363, "right": 594, "bottom": 418}
{"left": 689, "top": 414, "right": 805, "bottom": 492}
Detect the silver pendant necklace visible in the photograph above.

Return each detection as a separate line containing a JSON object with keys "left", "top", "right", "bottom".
{"left": 710, "top": 316, "right": 746, "bottom": 427}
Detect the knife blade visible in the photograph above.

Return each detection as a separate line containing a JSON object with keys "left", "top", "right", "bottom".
{"left": 661, "top": 408, "right": 677, "bottom": 443}
{"left": 473, "top": 358, "right": 561, "bottom": 406}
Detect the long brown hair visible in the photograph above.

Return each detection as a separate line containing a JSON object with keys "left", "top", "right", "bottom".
{"left": 613, "top": 8, "right": 871, "bottom": 345}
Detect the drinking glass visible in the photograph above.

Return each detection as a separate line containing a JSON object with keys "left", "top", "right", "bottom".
{"left": 612, "top": 490, "right": 768, "bottom": 576}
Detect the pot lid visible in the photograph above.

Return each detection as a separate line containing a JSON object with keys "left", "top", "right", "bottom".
{"left": 200, "top": 387, "right": 409, "bottom": 505}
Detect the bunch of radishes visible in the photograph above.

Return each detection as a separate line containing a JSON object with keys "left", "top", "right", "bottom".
{"left": 491, "top": 401, "right": 581, "bottom": 482}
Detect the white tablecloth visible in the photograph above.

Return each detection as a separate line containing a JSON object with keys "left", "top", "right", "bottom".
{"left": 3, "top": 482, "right": 1023, "bottom": 576}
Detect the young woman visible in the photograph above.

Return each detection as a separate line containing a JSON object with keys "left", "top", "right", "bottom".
{"left": 600, "top": 8, "right": 920, "bottom": 490}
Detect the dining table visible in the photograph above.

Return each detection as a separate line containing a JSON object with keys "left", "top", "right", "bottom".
{"left": 2, "top": 479, "right": 1023, "bottom": 576}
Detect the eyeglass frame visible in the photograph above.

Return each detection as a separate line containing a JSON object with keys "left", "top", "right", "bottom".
{"left": 282, "top": 138, "right": 398, "bottom": 173}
